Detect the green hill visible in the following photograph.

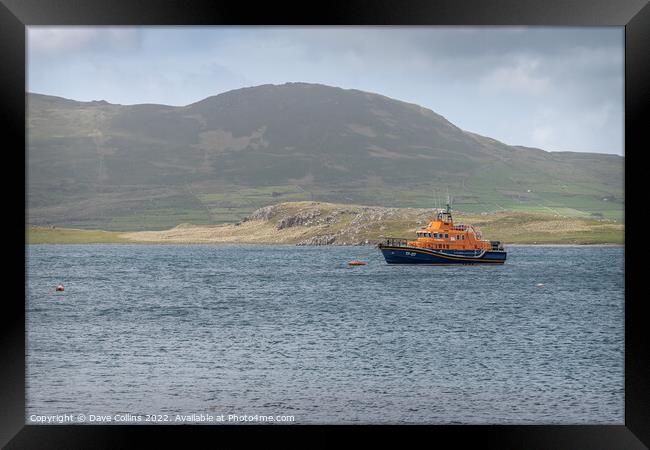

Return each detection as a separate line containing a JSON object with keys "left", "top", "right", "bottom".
{"left": 27, "top": 83, "right": 623, "bottom": 230}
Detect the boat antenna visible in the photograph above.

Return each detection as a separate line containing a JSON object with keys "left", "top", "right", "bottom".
{"left": 447, "top": 186, "right": 451, "bottom": 212}
{"left": 443, "top": 187, "right": 453, "bottom": 220}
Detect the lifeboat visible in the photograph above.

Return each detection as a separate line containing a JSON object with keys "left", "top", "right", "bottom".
{"left": 377, "top": 203, "right": 506, "bottom": 265}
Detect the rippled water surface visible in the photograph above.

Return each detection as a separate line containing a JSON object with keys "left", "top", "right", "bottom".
{"left": 26, "top": 244, "right": 624, "bottom": 424}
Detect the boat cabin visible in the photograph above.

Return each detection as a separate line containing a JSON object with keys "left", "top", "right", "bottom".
{"left": 407, "top": 204, "right": 495, "bottom": 251}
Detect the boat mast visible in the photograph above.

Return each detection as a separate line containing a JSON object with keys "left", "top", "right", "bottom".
{"left": 445, "top": 190, "right": 453, "bottom": 222}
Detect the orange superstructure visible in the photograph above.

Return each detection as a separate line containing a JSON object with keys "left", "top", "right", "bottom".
{"left": 406, "top": 204, "right": 494, "bottom": 251}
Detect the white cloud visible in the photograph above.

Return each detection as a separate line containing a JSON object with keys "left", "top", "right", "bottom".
{"left": 28, "top": 28, "right": 98, "bottom": 52}
{"left": 581, "top": 102, "right": 615, "bottom": 129}
{"left": 531, "top": 125, "right": 555, "bottom": 147}
{"left": 28, "top": 27, "right": 139, "bottom": 54}
{"left": 479, "top": 56, "right": 550, "bottom": 96}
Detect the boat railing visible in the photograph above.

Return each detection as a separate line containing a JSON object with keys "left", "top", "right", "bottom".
{"left": 490, "top": 240, "right": 504, "bottom": 251}
{"left": 380, "top": 237, "right": 409, "bottom": 247}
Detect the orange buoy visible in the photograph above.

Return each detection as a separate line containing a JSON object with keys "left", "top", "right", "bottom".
{"left": 348, "top": 261, "right": 366, "bottom": 266}
{"left": 55, "top": 284, "right": 65, "bottom": 292}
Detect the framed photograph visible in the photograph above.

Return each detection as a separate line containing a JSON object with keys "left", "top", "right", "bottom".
{"left": 2, "top": 0, "right": 648, "bottom": 447}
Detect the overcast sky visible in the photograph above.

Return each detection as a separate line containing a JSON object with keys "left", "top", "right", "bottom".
{"left": 27, "top": 26, "right": 624, "bottom": 155}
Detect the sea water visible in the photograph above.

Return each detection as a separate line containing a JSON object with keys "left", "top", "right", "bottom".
{"left": 26, "top": 244, "right": 624, "bottom": 424}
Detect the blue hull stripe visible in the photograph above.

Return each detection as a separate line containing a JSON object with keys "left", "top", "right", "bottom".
{"left": 379, "top": 246, "right": 506, "bottom": 264}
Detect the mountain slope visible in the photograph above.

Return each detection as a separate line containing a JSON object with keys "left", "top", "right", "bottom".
{"left": 27, "top": 83, "right": 624, "bottom": 230}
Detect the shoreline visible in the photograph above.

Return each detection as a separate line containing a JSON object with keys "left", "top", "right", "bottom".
{"left": 27, "top": 203, "right": 624, "bottom": 246}
{"left": 26, "top": 241, "right": 624, "bottom": 247}
{"left": 503, "top": 243, "right": 624, "bottom": 247}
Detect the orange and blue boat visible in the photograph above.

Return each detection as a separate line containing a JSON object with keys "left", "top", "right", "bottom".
{"left": 377, "top": 203, "right": 506, "bottom": 265}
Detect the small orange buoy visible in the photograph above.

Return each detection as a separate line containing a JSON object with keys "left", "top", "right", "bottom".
{"left": 348, "top": 261, "right": 366, "bottom": 266}
{"left": 55, "top": 284, "right": 65, "bottom": 292}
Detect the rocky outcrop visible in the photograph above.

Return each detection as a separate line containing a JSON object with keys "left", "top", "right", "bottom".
{"left": 275, "top": 210, "right": 340, "bottom": 230}
{"left": 241, "top": 201, "right": 438, "bottom": 246}
{"left": 246, "top": 205, "right": 278, "bottom": 221}
{"left": 276, "top": 210, "right": 322, "bottom": 229}
{"left": 296, "top": 234, "right": 337, "bottom": 245}
{"left": 296, "top": 234, "right": 376, "bottom": 246}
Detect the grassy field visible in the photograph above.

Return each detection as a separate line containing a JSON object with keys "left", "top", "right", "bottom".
{"left": 28, "top": 201, "right": 624, "bottom": 245}
{"left": 27, "top": 226, "right": 131, "bottom": 244}
{"left": 178, "top": 181, "right": 625, "bottom": 229}
{"left": 27, "top": 181, "right": 624, "bottom": 233}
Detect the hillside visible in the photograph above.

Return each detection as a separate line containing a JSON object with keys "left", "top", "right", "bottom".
{"left": 27, "top": 83, "right": 624, "bottom": 230}
{"left": 28, "top": 202, "right": 624, "bottom": 245}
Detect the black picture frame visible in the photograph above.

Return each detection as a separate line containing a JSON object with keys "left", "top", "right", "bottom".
{"left": 2, "top": 0, "right": 648, "bottom": 447}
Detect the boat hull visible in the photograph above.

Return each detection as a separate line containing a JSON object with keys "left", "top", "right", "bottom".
{"left": 378, "top": 245, "right": 506, "bottom": 265}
